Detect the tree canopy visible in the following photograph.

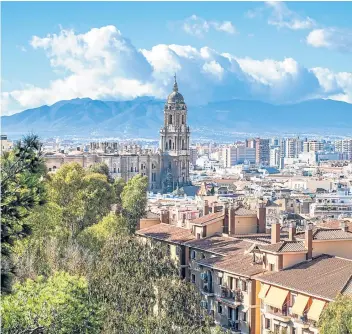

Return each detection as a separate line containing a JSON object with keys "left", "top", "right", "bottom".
{"left": 318, "top": 295, "right": 352, "bottom": 334}
{"left": 1, "top": 134, "right": 47, "bottom": 294}
{"left": 1, "top": 272, "right": 102, "bottom": 334}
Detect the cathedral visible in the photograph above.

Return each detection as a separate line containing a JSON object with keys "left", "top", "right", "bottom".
{"left": 45, "top": 76, "right": 191, "bottom": 194}
{"left": 160, "top": 75, "right": 191, "bottom": 192}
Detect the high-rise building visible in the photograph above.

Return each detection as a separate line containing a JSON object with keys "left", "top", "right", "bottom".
{"left": 270, "top": 147, "right": 281, "bottom": 168}
{"left": 335, "top": 139, "right": 352, "bottom": 160}
{"left": 246, "top": 138, "right": 270, "bottom": 165}
{"left": 222, "top": 146, "right": 237, "bottom": 168}
{"left": 303, "top": 140, "right": 324, "bottom": 153}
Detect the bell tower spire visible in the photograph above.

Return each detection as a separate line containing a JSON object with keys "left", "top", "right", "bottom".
{"left": 173, "top": 73, "right": 178, "bottom": 92}
{"left": 159, "top": 75, "right": 190, "bottom": 193}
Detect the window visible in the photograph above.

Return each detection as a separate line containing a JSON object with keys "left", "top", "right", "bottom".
{"left": 242, "top": 311, "right": 247, "bottom": 322}
{"left": 191, "top": 274, "right": 196, "bottom": 284}
{"left": 217, "top": 303, "right": 223, "bottom": 314}
{"left": 269, "top": 263, "right": 275, "bottom": 271}
{"left": 274, "top": 324, "right": 280, "bottom": 334}
{"left": 201, "top": 253, "right": 206, "bottom": 259}
{"left": 229, "top": 277, "right": 234, "bottom": 290}
{"left": 190, "top": 250, "right": 196, "bottom": 260}
{"left": 242, "top": 281, "right": 247, "bottom": 292}
{"left": 130, "top": 166, "right": 133, "bottom": 172}
{"left": 134, "top": 167, "right": 137, "bottom": 172}
{"left": 292, "top": 328, "right": 297, "bottom": 334}
{"left": 219, "top": 276, "right": 223, "bottom": 286}
{"left": 182, "top": 115, "right": 185, "bottom": 124}
{"left": 265, "top": 318, "right": 270, "bottom": 329}
{"left": 169, "top": 114, "right": 173, "bottom": 124}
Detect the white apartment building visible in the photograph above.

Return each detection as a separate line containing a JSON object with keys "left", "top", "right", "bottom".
{"left": 310, "top": 187, "right": 352, "bottom": 219}
{"left": 335, "top": 139, "right": 352, "bottom": 160}
{"left": 282, "top": 138, "right": 303, "bottom": 158}
{"left": 222, "top": 146, "right": 237, "bottom": 168}
{"left": 270, "top": 147, "right": 281, "bottom": 168}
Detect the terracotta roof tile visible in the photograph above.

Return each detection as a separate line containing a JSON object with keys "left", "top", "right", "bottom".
{"left": 190, "top": 212, "right": 224, "bottom": 226}
{"left": 259, "top": 241, "right": 306, "bottom": 253}
{"left": 296, "top": 228, "right": 352, "bottom": 240}
{"left": 136, "top": 223, "right": 195, "bottom": 244}
{"left": 258, "top": 255, "right": 352, "bottom": 300}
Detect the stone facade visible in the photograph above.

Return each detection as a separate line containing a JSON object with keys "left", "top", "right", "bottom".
{"left": 44, "top": 77, "right": 190, "bottom": 193}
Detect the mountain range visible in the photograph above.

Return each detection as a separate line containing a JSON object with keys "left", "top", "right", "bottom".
{"left": 2, "top": 97, "right": 352, "bottom": 140}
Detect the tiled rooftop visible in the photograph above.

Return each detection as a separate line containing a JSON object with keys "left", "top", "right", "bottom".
{"left": 259, "top": 241, "right": 306, "bottom": 253}
{"left": 296, "top": 228, "right": 352, "bottom": 240}
{"left": 316, "top": 220, "right": 352, "bottom": 232}
{"left": 136, "top": 223, "right": 195, "bottom": 244}
{"left": 190, "top": 212, "right": 224, "bottom": 226}
{"left": 258, "top": 255, "right": 352, "bottom": 300}
{"left": 185, "top": 234, "right": 251, "bottom": 256}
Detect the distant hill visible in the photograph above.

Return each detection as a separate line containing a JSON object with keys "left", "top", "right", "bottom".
{"left": 2, "top": 97, "right": 352, "bottom": 140}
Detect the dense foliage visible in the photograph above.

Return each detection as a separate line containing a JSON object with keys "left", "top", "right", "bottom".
{"left": 1, "top": 147, "right": 211, "bottom": 334}
{"left": 1, "top": 135, "right": 47, "bottom": 293}
{"left": 318, "top": 295, "right": 352, "bottom": 334}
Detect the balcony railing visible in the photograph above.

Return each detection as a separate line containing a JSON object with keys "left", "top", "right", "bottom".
{"left": 217, "top": 287, "right": 243, "bottom": 305}
{"left": 266, "top": 306, "right": 291, "bottom": 322}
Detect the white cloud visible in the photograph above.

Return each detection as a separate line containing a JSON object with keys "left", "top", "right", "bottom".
{"left": 307, "top": 28, "right": 352, "bottom": 52}
{"left": 311, "top": 67, "right": 352, "bottom": 103}
{"left": 182, "top": 15, "right": 236, "bottom": 37}
{"left": 2, "top": 25, "right": 351, "bottom": 116}
{"left": 266, "top": 1, "right": 315, "bottom": 30}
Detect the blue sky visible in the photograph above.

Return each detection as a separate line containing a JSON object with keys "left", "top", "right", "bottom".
{"left": 2, "top": 1, "right": 352, "bottom": 115}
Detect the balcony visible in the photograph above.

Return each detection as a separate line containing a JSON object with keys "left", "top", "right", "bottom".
{"left": 217, "top": 287, "right": 243, "bottom": 306}
{"left": 200, "top": 283, "right": 214, "bottom": 297}
{"left": 266, "top": 306, "right": 291, "bottom": 323}
{"left": 291, "top": 314, "right": 311, "bottom": 329}
{"left": 223, "top": 320, "right": 240, "bottom": 334}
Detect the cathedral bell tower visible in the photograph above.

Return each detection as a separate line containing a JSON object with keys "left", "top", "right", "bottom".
{"left": 160, "top": 75, "right": 190, "bottom": 193}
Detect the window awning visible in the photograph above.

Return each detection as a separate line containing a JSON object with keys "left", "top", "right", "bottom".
{"left": 264, "top": 286, "right": 289, "bottom": 309}
{"left": 258, "top": 283, "right": 270, "bottom": 299}
{"left": 307, "top": 299, "right": 326, "bottom": 322}
{"left": 291, "top": 295, "right": 310, "bottom": 316}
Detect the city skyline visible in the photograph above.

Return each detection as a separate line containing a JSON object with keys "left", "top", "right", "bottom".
{"left": 2, "top": 1, "right": 352, "bottom": 116}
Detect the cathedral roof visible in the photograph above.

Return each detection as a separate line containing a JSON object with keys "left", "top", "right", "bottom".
{"left": 167, "top": 74, "right": 185, "bottom": 104}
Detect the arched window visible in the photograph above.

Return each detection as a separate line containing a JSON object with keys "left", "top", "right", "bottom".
{"left": 169, "top": 139, "right": 172, "bottom": 149}
{"left": 182, "top": 115, "right": 185, "bottom": 124}
{"left": 131, "top": 166, "right": 133, "bottom": 172}
{"left": 169, "top": 114, "right": 172, "bottom": 124}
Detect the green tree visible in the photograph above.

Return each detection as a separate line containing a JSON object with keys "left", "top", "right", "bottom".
{"left": 1, "top": 134, "right": 46, "bottom": 294}
{"left": 82, "top": 172, "right": 116, "bottom": 230}
{"left": 113, "top": 177, "right": 126, "bottom": 206}
{"left": 121, "top": 174, "right": 148, "bottom": 233}
{"left": 88, "top": 162, "right": 112, "bottom": 182}
{"left": 77, "top": 213, "right": 125, "bottom": 252}
{"left": 318, "top": 295, "right": 352, "bottom": 334}
{"left": 48, "top": 163, "right": 115, "bottom": 235}
{"left": 1, "top": 271, "right": 102, "bottom": 334}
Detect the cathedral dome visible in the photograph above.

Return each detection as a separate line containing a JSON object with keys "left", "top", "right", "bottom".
{"left": 167, "top": 74, "right": 185, "bottom": 104}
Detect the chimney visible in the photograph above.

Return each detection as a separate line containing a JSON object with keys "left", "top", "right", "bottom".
{"left": 223, "top": 203, "right": 229, "bottom": 234}
{"left": 212, "top": 201, "right": 217, "bottom": 213}
{"left": 271, "top": 222, "right": 280, "bottom": 244}
{"left": 160, "top": 210, "right": 169, "bottom": 224}
{"left": 305, "top": 224, "right": 313, "bottom": 260}
{"left": 288, "top": 222, "right": 296, "bottom": 241}
{"left": 203, "top": 200, "right": 209, "bottom": 216}
{"left": 340, "top": 221, "right": 348, "bottom": 232}
{"left": 228, "top": 204, "right": 236, "bottom": 235}
{"left": 257, "top": 203, "right": 266, "bottom": 233}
